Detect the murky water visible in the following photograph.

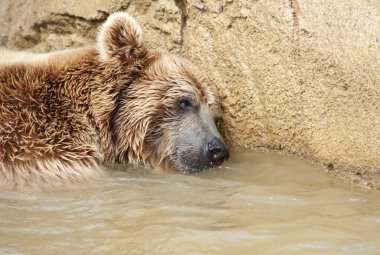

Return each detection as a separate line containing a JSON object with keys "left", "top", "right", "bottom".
{"left": 1, "top": 151, "right": 379, "bottom": 255}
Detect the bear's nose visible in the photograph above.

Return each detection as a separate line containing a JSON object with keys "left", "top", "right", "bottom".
{"left": 206, "top": 137, "right": 230, "bottom": 165}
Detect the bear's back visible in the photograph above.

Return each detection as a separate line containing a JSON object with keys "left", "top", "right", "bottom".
{"left": 0, "top": 47, "right": 104, "bottom": 188}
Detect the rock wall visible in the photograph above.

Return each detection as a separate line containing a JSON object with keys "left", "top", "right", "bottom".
{"left": 1, "top": 0, "right": 379, "bottom": 188}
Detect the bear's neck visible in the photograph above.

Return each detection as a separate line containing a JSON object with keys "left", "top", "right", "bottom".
{"left": 53, "top": 47, "right": 121, "bottom": 162}
{"left": 53, "top": 47, "right": 150, "bottom": 163}
{"left": 50, "top": 48, "right": 99, "bottom": 129}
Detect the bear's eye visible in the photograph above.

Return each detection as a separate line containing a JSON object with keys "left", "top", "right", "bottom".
{"left": 178, "top": 99, "right": 192, "bottom": 110}
{"left": 214, "top": 116, "right": 222, "bottom": 128}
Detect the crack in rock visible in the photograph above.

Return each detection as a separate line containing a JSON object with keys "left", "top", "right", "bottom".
{"left": 290, "top": 0, "right": 300, "bottom": 54}
{"left": 174, "top": 0, "right": 187, "bottom": 45}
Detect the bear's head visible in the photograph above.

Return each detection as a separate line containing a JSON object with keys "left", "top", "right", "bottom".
{"left": 97, "top": 12, "right": 229, "bottom": 174}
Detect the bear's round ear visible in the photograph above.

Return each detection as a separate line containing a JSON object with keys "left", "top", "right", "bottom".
{"left": 97, "top": 12, "right": 147, "bottom": 62}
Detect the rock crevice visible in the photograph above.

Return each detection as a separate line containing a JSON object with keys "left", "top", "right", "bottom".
{"left": 174, "top": 0, "right": 188, "bottom": 45}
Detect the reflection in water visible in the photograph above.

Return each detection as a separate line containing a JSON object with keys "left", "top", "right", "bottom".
{"left": 1, "top": 151, "right": 379, "bottom": 254}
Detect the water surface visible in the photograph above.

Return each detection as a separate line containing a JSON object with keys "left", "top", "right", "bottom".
{"left": 1, "top": 151, "right": 379, "bottom": 254}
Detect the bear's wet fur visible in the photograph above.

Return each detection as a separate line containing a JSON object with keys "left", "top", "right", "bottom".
{"left": 0, "top": 12, "right": 229, "bottom": 188}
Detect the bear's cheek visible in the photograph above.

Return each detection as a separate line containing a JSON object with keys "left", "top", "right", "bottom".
{"left": 171, "top": 137, "right": 212, "bottom": 174}
{"left": 174, "top": 151, "right": 208, "bottom": 174}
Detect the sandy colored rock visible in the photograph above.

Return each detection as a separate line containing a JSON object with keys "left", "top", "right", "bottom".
{"left": 1, "top": 0, "right": 379, "bottom": 189}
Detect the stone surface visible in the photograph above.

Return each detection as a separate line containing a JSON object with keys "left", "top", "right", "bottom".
{"left": 1, "top": 0, "right": 379, "bottom": 188}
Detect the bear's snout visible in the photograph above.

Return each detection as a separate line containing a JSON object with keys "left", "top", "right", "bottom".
{"left": 205, "top": 137, "right": 230, "bottom": 167}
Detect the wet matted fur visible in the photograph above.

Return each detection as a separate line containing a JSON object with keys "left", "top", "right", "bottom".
{"left": 0, "top": 12, "right": 228, "bottom": 188}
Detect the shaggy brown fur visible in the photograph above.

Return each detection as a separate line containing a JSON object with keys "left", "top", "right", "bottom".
{"left": 0, "top": 12, "right": 226, "bottom": 188}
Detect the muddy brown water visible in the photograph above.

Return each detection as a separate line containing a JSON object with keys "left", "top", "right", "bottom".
{"left": 1, "top": 151, "right": 379, "bottom": 255}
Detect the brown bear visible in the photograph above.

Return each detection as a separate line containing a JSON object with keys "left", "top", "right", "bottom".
{"left": 0, "top": 12, "right": 229, "bottom": 188}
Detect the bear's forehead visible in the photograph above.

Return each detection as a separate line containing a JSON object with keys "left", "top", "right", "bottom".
{"left": 146, "top": 50, "right": 219, "bottom": 106}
